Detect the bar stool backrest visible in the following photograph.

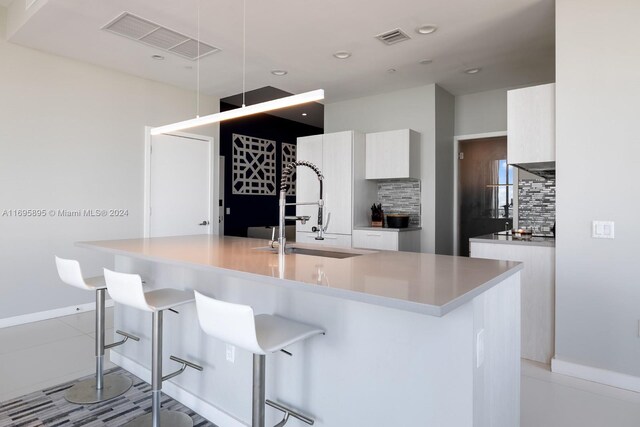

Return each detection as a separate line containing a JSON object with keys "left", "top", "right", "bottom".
{"left": 55, "top": 256, "right": 91, "bottom": 290}
{"left": 194, "top": 291, "right": 264, "bottom": 355}
{"left": 103, "top": 268, "right": 152, "bottom": 312}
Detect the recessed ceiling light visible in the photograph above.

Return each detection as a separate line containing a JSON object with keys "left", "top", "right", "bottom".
{"left": 464, "top": 67, "right": 482, "bottom": 74}
{"left": 302, "top": 113, "right": 308, "bottom": 116}
{"left": 419, "top": 59, "right": 433, "bottom": 65}
{"left": 151, "top": 54, "right": 165, "bottom": 60}
{"left": 416, "top": 25, "right": 438, "bottom": 35}
{"left": 387, "top": 68, "right": 397, "bottom": 73}
{"left": 333, "top": 51, "right": 352, "bottom": 59}
{"left": 271, "top": 69, "right": 288, "bottom": 76}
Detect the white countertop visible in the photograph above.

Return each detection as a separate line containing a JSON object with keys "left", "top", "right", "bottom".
{"left": 79, "top": 235, "right": 522, "bottom": 317}
{"left": 353, "top": 226, "right": 422, "bottom": 232}
{"left": 469, "top": 233, "right": 556, "bottom": 248}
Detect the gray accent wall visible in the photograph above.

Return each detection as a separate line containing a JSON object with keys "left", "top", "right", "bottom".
{"left": 325, "top": 84, "right": 455, "bottom": 254}
{"left": 435, "top": 85, "right": 455, "bottom": 254}
{"left": 555, "top": 0, "right": 640, "bottom": 378}
{"left": 454, "top": 89, "right": 508, "bottom": 136}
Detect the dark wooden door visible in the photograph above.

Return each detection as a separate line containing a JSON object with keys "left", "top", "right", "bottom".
{"left": 459, "top": 136, "right": 513, "bottom": 256}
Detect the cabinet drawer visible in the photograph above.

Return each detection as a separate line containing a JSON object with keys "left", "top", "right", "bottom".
{"left": 352, "top": 230, "right": 398, "bottom": 251}
{"left": 295, "top": 232, "right": 352, "bottom": 248}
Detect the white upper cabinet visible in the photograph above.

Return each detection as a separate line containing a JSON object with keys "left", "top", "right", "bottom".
{"left": 296, "top": 131, "right": 370, "bottom": 238}
{"left": 365, "top": 129, "right": 420, "bottom": 180}
{"left": 507, "top": 83, "right": 556, "bottom": 165}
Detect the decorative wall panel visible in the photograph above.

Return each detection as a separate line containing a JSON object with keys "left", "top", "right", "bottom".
{"left": 518, "top": 176, "right": 556, "bottom": 233}
{"left": 232, "top": 133, "right": 276, "bottom": 195}
{"left": 281, "top": 143, "right": 297, "bottom": 195}
{"left": 377, "top": 180, "right": 421, "bottom": 226}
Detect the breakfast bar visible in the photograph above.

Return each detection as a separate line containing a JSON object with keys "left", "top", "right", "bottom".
{"left": 79, "top": 234, "right": 522, "bottom": 427}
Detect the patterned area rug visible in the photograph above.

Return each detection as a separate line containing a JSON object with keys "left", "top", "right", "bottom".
{"left": 0, "top": 368, "right": 216, "bottom": 426}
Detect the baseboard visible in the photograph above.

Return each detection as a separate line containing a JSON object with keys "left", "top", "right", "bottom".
{"left": 551, "top": 357, "right": 640, "bottom": 393}
{"left": 0, "top": 300, "right": 114, "bottom": 329}
{"left": 110, "top": 352, "right": 246, "bottom": 427}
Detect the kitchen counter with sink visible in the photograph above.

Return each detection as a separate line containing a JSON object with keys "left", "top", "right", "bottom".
{"left": 79, "top": 234, "right": 520, "bottom": 316}
{"left": 78, "top": 234, "right": 522, "bottom": 427}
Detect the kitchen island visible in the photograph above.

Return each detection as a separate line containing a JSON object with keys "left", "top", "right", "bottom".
{"left": 79, "top": 234, "right": 522, "bottom": 427}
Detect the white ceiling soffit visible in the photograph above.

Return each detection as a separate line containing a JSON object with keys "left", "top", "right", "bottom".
{"left": 102, "top": 12, "right": 220, "bottom": 61}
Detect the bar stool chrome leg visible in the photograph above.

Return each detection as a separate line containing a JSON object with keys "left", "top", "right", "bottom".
{"left": 253, "top": 354, "right": 266, "bottom": 427}
{"left": 65, "top": 288, "right": 139, "bottom": 404}
{"left": 123, "top": 310, "right": 202, "bottom": 427}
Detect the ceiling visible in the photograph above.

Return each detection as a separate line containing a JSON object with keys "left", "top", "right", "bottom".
{"left": 4, "top": 0, "right": 555, "bottom": 102}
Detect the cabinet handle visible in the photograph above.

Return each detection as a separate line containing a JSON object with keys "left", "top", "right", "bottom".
{"left": 366, "top": 233, "right": 382, "bottom": 237}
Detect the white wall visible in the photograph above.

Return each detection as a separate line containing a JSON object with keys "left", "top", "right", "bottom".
{"left": 325, "top": 84, "right": 456, "bottom": 253}
{"left": 555, "top": 0, "right": 640, "bottom": 378}
{"left": 454, "top": 88, "right": 508, "bottom": 136}
{"left": 0, "top": 7, "right": 219, "bottom": 320}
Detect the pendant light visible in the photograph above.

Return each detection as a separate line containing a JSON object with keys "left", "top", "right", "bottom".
{"left": 150, "top": 0, "right": 324, "bottom": 136}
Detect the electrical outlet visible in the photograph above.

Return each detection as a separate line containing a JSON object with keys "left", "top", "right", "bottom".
{"left": 476, "top": 329, "right": 485, "bottom": 368}
{"left": 226, "top": 207, "right": 231, "bottom": 215}
{"left": 226, "top": 344, "right": 235, "bottom": 363}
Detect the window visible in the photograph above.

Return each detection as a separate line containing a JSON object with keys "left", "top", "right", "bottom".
{"left": 488, "top": 159, "right": 514, "bottom": 218}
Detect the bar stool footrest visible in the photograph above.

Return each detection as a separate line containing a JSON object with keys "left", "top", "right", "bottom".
{"left": 104, "top": 330, "right": 140, "bottom": 350}
{"left": 162, "top": 355, "right": 203, "bottom": 382}
{"left": 266, "top": 399, "right": 315, "bottom": 426}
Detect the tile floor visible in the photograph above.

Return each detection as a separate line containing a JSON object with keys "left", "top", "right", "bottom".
{"left": 2, "top": 309, "right": 640, "bottom": 426}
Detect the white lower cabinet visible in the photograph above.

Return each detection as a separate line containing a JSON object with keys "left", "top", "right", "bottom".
{"left": 352, "top": 229, "right": 420, "bottom": 252}
{"left": 295, "top": 231, "right": 352, "bottom": 248}
{"left": 470, "top": 241, "right": 555, "bottom": 364}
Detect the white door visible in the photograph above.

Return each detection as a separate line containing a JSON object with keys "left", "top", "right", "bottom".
{"left": 148, "top": 132, "right": 212, "bottom": 237}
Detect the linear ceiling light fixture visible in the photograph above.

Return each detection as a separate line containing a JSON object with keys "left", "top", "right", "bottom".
{"left": 150, "top": 89, "right": 325, "bottom": 135}
{"left": 151, "top": 0, "right": 324, "bottom": 136}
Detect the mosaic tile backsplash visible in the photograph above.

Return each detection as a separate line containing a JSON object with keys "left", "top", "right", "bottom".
{"left": 518, "top": 177, "right": 556, "bottom": 233}
{"left": 377, "top": 180, "right": 421, "bottom": 226}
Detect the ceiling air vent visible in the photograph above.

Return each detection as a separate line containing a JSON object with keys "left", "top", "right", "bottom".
{"left": 102, "top": 12, "right": 221, "bottom": 60}
{"left": 375, "top": 28, "right": 411, "bottom": 46}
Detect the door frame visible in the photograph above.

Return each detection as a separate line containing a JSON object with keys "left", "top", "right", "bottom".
{"left": 453, "top": 131, "right": 508, "bottom": 256}
{"left": 143, "top": 126, "right": 218, "bottom": 238}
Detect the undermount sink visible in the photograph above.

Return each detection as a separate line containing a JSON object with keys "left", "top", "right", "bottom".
{"left": 253, "top": 245, "right": 364, "bottom": 259}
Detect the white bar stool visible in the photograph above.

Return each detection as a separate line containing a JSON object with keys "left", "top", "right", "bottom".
{"left": 194, "top": 290, "right": 324, "bottom": 427}
{"left": 55, "top": 256, "right": 140, "bottom": 404}
{"left": 104, "top": 268, "right": 202, "bottom": 427}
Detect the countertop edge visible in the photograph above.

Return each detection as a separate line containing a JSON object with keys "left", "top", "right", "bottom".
{"left": 469, "top": 235, "right": 555, "bottom": 248}
{"left": 439, "top": 264, "right": 524, "bottom": 315}
{"left": 77, "top": 239, "right": 523, "bottom": 317}
{"left": 353, "top": 226, "right": 422, "bottom": 232}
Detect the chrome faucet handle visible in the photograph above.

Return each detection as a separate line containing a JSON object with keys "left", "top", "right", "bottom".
{"left": 285, "top": 215, "right": 311, "bottom": 224}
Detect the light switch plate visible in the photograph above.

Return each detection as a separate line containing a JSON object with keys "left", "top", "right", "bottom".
{"left": 592, "top": 221, "right": 615, "bottom": 239}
